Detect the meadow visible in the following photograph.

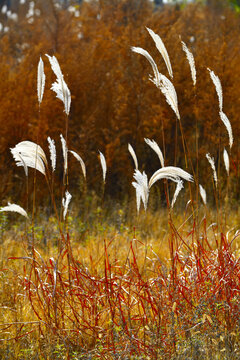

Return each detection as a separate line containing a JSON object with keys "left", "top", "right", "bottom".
{"left": 0, "top": 204, "right": 239, "bottom": 359}
{"left": 0, "top": 1, "right": 240, "bottom": 359}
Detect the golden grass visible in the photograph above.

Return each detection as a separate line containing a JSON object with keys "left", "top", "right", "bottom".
{"left": 0, "top": 204, "right": 239, "bottom": 359}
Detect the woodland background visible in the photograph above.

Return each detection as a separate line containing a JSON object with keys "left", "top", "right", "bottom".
{"left": 0, "top": 0, "right": 240, "bottom": 206}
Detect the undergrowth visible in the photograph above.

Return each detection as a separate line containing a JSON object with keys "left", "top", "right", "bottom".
{"left": 0, "top": 204, "right": 239, "bottom": 359}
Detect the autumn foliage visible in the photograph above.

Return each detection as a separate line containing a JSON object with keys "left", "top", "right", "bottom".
{"left": 0, "top": 0, "right": 240, "bottom": 204}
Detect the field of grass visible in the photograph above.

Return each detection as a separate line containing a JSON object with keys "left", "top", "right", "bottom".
{"left": 0, "top": 18, "right": 240, "bottom": 360}
{"left": 0, "top": 203, "right": 239, "bottom": 359}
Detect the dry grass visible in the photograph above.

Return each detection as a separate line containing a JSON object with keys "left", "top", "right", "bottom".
{"left": 0, "top": 204, "right": 239, "bottom": 359}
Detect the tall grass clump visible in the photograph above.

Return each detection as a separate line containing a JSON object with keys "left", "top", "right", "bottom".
{"left": 0, "top": 23, "right": 240, "bottom": 360}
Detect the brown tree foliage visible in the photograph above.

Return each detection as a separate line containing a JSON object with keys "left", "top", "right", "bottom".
{"left": 0, "top": 0, "right": 240, "bottom": 204}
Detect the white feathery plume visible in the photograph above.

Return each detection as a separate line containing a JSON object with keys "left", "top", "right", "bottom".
{"left": 47, "top": 137, "right": 56, "bottom": 172}
{"left": 0, "top": 202, "right": 28, "bottom": 219}
{"left": 149, "top": 166, "right": 193, "bottom": 188}
{"left": 206, "top": 153, "right": 218, "bottom": 187}
{"left": 51, "top": 80, "right": 71, "bottom": 116}
{"left": 60, "top": 134, "right": 68, "bottom": 175}
{"left": 62, "top": 190, "right": 72, "bottom": 220}
{"left": 11, "top": 141, "right": 47, "bottom": 176}
{"left": 171, "top": 180, "right": 184, "bottom": 208}
{"left": 208, "top": 68, "right": 223, "bottom": 111}
{"left": 199, "top": 184, "right": 207, "bottom": 205}
{"left": 69, "top": 150, "right": 86, "bottom": 179}
{"left": 13, "top": 152, "right": 28, "bottom": 176}
{"left": 46, "top": 54, "right": 71, "bottom": 116}
{"left": 135, "top": 185, "right": 141, "bottom": 213}
{"left": 132, "top": 170, "right": 149, "bottom": 212}
{"left": 99, "top": 151, "right": 107, "bottom": 183}
{"left": 131, "top": 46, "right": 160, "bottom": 86}
{"left": 154, "top": 74, "right": 180, "bottom": 120}
{"left": 131, "top": 46, "right": 180, "bottom": 119}
{"left": 219, "top": 111, "right": 233, "bottom": 149}
{"left": 181, "top": 41, "right": 196, "bottom": 86}
{"left": 144, "top": 138, "right": 164, "bottom": 167}
{"left": 146, "top": 27, "right": 173, "bottom": 79}
{"left": 46, "top": 54, "right": 62, "bottom": 79}
{"left": 128, "top": 143, "right": 138, "bottom": 170}
{"left": 223, "top": 148, "right": 230, "bottom": 176}
{"left": 37, "top": 57, "right": 45, "bottom": 104}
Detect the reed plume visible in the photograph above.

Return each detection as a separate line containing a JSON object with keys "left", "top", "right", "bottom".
{"left": 62, "top": 190, "right": 72, "bottom": 220}
{"left": 154, "top": 74, "right": 180, "bottom": 120}
{"left": 99, "top": 151, "right": 107, "bottom": 183}
{"left": 206, "top": 153, "right": 218, "bottom": 187}
{"left": 131, "top": 46, "right": 160, "bottom": 85}
{"left": 219, "top": 111, "right": 233, "bottom": 149}
{"left": 46, "top": 54, "right": 71, "bottom": 116}
{"left": 223, "top": 148, "right": 230, "bottom": 176}
{"left": 0, "top": 202, "right": 28, "bottom": 218}
{"left": 181, "top": 41, "right": 196, "bottom": 86}
{"left": 60, "top": 134, "right": 68, "bottom": 176}
{"left": 149, "top": 166, "right": 193, "bottom": 188}
{"left": 146, "top": 27, "right": 173, "bottom": 79}
{"left": 208, "top": 68, "right": 223, "bottom": 111}
{"left": 208, "top": 69, "right": 233, "bottom": 148}
{"left": 11, "top": 141, "right": 47, "bottom": 176}
{"left": 132, "top": 170, "right": 149, "bottom": 212}
{"left": 37, "top": 57, "right": 45, "bottom": 105}
{"left": 47, "top": 137, "right": 56, "bottom": 172}
{"left": 199, "top": 184, "right": 207, "bottom": 205}
{"left": 128, "top": 143, "right": 138, "bottom": 170}
{"left": 144, "top": 138, "right": 164, "bottom": 167}
{"left": 171, "top": 180, "right": 184, "bottom": 208}
{"left": 69, "top": 150, "right": 86, "bottom": 179}
{"left": 131, "top": 46, "right": 180, "bottom": 119}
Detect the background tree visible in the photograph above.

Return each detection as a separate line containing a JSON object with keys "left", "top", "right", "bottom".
{"left": 0, "top": 0, "right": 240, "bottom": 205}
